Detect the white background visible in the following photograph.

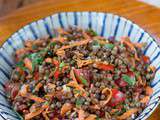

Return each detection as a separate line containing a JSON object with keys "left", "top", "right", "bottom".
{"left": 139, "top": 0, "right": 160, "bottom": 7}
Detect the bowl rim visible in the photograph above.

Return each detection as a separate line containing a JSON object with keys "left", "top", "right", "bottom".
{"left": 0, "top": 11, "right": 160, "bottom": 120}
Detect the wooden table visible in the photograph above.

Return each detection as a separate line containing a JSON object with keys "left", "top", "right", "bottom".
{"left": 0, "top": 0, "right": 159, "bottom": 119}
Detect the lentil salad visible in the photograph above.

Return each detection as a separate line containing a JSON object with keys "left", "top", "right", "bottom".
{"left": 5, "top": 27, "right": 155, "bottom": 120}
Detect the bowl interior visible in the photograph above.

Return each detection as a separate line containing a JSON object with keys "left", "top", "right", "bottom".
{"left": 0, "top": 12, "right": 160, "bottom": 120}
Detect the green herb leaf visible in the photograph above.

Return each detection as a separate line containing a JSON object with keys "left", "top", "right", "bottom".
{"left": 92, "top": 40, "right": 100, "bottom": 49}
{"left": 96, "top": 117, "right": 101, "bottom": 120}
{"left": 122, "top": 74, "right": 136, "bottom": 86}
{"left": 50, "top": 42, "right": 56, "bottom": 47}
{"left": 87, "top": 29, "right": 97, "bottom": 36}
{"left": 76, "top": 99, "right": 84, "bottom": 108}
{"left": 74, "top": 89, "right": 81, "bottom": 94}
{"left": 104, "top": 43, "right": 115, "bottom": 49}
{"left": 16, "top": 61, "right": 24, "bottom": 68}
{"left": 59, "top": 61, "right": 65, "bottom": 68}
{"left": 79, "top": 76, "right": 88, "bottom": 86}
{"left": 16, "top": 61, "right": 28, "bottom": 71}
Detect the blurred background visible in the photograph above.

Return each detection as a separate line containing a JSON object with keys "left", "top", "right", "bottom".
{"left": 0, "top": 0, "right": 160, "bottom": 17}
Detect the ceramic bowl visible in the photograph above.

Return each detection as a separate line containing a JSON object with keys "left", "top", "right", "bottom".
{"left": 0, "top": 12, "right": 160, "bottom": 120}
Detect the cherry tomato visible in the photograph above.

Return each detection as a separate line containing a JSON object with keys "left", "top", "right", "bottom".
{"left": 115, "top": 78, "right": 128, "bottom": 87}
{"left": 109, "top": 89, "right": 126, "bottom": 107}
{"left": 73, "top": 69, "right": 91, "bottom": 85}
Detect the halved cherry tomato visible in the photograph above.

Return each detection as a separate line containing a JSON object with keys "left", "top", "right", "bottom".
{"left": 109, "top": 89, "right": 126, "bottom": 107}
{"left": 95, "top": 63, "right": 114, "bottom": 71}
{"left": 115, "top": 78, "right": 128, "bottom": 87}
{"left": 115, "top": 71, "right": 135, "bottom": 87}
{"left": 5, "top": 82, "right": 20, "bottom": 99}
{"left": 73, "top": 69, "right": 91, "bottom": 86}
{"left": 54, "top": 68, "right": 60, "bottom": 79}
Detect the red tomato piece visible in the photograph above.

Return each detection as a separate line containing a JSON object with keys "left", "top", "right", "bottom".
{"left": 109, "top": 89, "right": 126, "bottom": 107}
{"left": 73, "top": 69, "right": 91, "bottom": 85}
{"left": 115, "top": 78, "right": 128, "bottom": 87}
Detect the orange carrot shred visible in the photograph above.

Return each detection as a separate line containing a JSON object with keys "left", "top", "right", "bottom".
{"left": 34, "top": 83, "right": 43, "bottom": 92}
{"left": 27, "top": 94, "right": 45, "bottom": 103}
{"left": 100, "top": 88, "right": 112, "bottom": 106}
{"left": 70, "top": 68, "right": 77, "bottom": 82}
{"left": 24, "top": 58, "right": 32, "bottom": 71}
{"left": 60, "top": 103, "right": 73, "bottom": 116}
{"left": 117, "top": 108, "right": 138, "bottom": 120}
{"left": 149, "top": 66, "right": 156, "bottom": 72}
{"left": 25, "top": 109, "right": 44, "bottom": 120}
{"left": 57, "top": 39, "right": 90, "bottom": 51}
{"left": 85, "top": 114, "right": 97, "bottom": 120}
{"left": 77, "top": 59, "right": 93, "bottom": 68}
{"left": 140, "top": 96, "right": 150, "bottom": 104}
{"left": 146, "top": 86, "right": 153, "bottom": 96}
{"left": 78, "top": 109, "right": 85, "bottom": 120}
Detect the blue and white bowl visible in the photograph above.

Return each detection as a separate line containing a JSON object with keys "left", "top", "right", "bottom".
{"left": 0, "top": 12, "right": 159, "bottom": 120}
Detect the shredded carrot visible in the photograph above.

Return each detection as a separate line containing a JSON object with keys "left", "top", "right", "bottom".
{"left": 121, "top": 37, "right": 140, "bottom": 61}
{"left": 140, "top": 96, "right": 150, "bottom": 104}
{"left": 89, "top": 105, "right": 100, "bottom": 110}
{"left": 29, "top": 103, "right": 38, "bottom": 113}
{"left": 134, "top": 52, "right": 140, "bottom": 61}
{"left": 27, "top": 94, "right": 45, "bottom": 103}
{"left": 129, "top": 57, "right": 136, "bottom": 67}
{"left": 25, "top": 40, "right": 34, "bottom": 48}
{"left": 52, "top": 36, "right": 67, "bottom": 43}
{"left": 67, "top": 81, "right": 87, "bottom": 97}
{"left": 47, "top": 83, "right": 56, "bottom": 90}
{"left": 24, "top": 58, "right": 32, "bottom": 71}
{"left": 145, "top": 86, "right": 153, "bottom": 96}
{"left": 57, "top": 39, "right": 90, "bottom": 51}
{"left": 82, "top": 30, "right": 91, "bottom": 39}
{"left": 42, "top": 107, "right": 51, "bottom": 120}
{"left": 93, "top": 36, "right": 106, "bottom": 40}
{"left": 19, "top": 84, "right": 29, "bottom": 96}
{"left": 100, "top": 88, "right": 112, "bottom": 106}
{"left": 70, "top": 68, "right": 77, "bottom": 82}
{"left": 85, "top": 114, "right": 97, "bottom": 120}
{"left": 16, "top": 48, "right": 30, "bottom": 56}
{"left": 121, "top": 37, "right": 135, "bottom": 51}
{"left": 77, "top": 59, "right": 93, "bottom": 68}
{"left": 56, "top": 50, "right": 65, "bottom": 57}
{"left": 137, "top": 76, "right": 144, "bottom": 86}
{"left": 93, "top": 36, "right": 109, "bottom": 44}
{"left": 74, "top": 51, "right": 84, "bottom": 59}
{"left": 53, "top": 118, "right": 59, "bottom": 120}
{"left": 42, "top": 111, "right": 50, "bottom": 120}
{"left": 149, "top": 66, "right": 156, "bottom": 72}
{"left": 25, "top": 103, "right": 48, "bottom": 120}
{"left": 133, "top": 42, "right": 146, "bottom": 49}
{"left": 34, "top": 83, "right": 43, "bottom": 92}
{"left": 117, "top": 108, "right": 138, "bottom": 120}
{"left": 78, "top": 109, "right": 85, "bottom": 120}
{"left": 67, "top": 81, "right": 84, "bottom": 91}
{"left": 60, "top": 103, "right": 73, "bottom": 116}
{"left": 25, "top": 109, "right": 44, "bottom": 120}
{"left": 57, "top": 28, "right": 70, "bottom": 35}
{"left": 62, "top": 66, "right": 69, "bottom": 73}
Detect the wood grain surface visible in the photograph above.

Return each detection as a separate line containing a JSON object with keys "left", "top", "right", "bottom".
{"left": 0, "top": 0, "right": 38, "bottom": 16}
{"left": 0, "top": 0, "right": 159, "bottom": 119}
